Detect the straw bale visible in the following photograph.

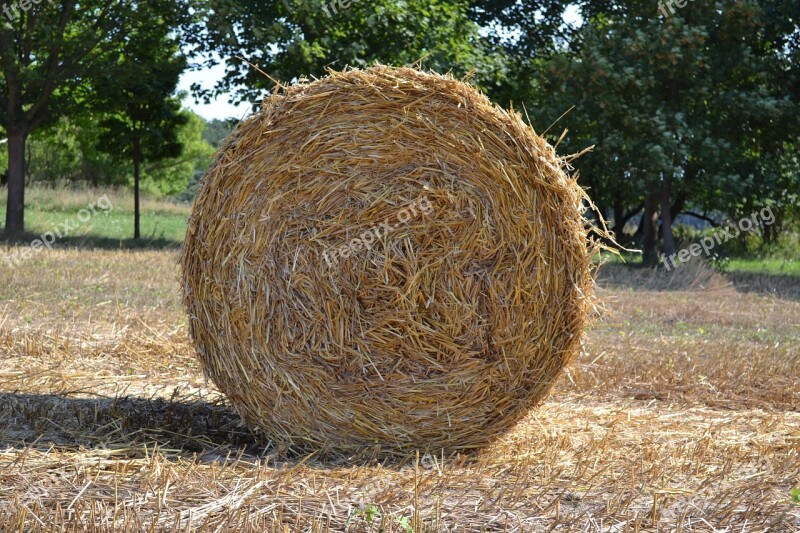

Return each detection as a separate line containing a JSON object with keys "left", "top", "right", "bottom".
{"left": 181, "top": 66, "right": 599, "bottom": 454}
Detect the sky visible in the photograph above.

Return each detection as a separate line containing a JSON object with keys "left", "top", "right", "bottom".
{"left": 177, "top": 60, "right": 253, "bottom": 121}
{"left": 564, "top": 4, "right": 581, "bottom": 25}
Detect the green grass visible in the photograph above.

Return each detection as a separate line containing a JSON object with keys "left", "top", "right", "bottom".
{"left": 724, "top": 257, "right": 800, "bottom": 276}
{"left": 594, "top": 250, "right": 641, "bottom": 265}
{"left": 0, "top": 185, "right": 189, "bottom": 246}
{"left": 595, "top": 249, "right": 800, "bottom": 277}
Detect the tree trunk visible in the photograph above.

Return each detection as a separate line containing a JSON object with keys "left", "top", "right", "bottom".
{"left": 613, "top": 197, "right": 624, "bottom": 234}
{"left": 670, "top": 189, "right": 686, "bottom": 222}
{"left": 660, "top": 177, "right": 676, "bottom": 258}
{"left": 4, "top": 129, "right": 27, "bottom": 238}
{"left": 763, "top": 213, "right": 780, "bottom": 245}
{"left": 642, "top": 184, "right": 660, "bottom": 267}
{"left": 133, "top": 139, "right": 141, "bottom": 240}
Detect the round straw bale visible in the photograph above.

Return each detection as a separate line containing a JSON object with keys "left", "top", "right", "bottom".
{"left": 181, "top": 66, "right": 597, "bottom": 454}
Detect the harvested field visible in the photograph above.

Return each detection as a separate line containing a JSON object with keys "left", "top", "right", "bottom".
{"left": 0, "top": 249, "right": 798, "bottom": 531}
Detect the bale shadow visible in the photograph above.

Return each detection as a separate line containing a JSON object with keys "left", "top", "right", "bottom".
{"left": 0, "top": 392, "right": 267, "bottom": 461}
{"left": 0, "top": 392, "right": 427, "bottom": 468}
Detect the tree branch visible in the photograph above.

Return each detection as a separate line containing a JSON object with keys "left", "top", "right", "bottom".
{"left": 25, "top": 0, "right": 120, "bottom": 122}
{"left": 681, "top": 211, "right": 720, "bottom": 228}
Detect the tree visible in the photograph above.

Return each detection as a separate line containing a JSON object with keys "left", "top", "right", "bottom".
{"left": 522, "top": 0, "right": 799, "bottom": 264}
{"left": 189, "top": 0, "right": 502, "bottom": 106}
{"left": 143, "top": 110, "right": 215, "bottom": 197}
{"left": 0, "top": 127, "right": 7, "bottom": 184}
{"left": 93, "top": 11, "right": 188, "bottom": 239}
{"left": 466, "top": 1, "right": 579, "bottom": 106}
{"left": 0, "top": 0, "right": 192, "bottom": 237}
{"left": 17, "top": 109, "right": 213, "bottom": 196}
{"left": 202, "top": 118, "right": 237, "bottom": 149}
{"left": 25, "top": 117, "right": 82, "bottom": 184}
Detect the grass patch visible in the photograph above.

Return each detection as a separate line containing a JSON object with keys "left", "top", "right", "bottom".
{"left": 724, "top": 257, "right": 800, "bottom": 276}
{"left": 0, "top": 185, "right": 189, "bottom": 245}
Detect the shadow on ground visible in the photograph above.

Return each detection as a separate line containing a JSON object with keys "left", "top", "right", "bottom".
{"left": 597, "top": 262, "right": 800, "bottom": 301}
{"left": 0, "top": 392, "right": 423, "bottom": 467}
{"left": 596, "top": 261, "right": 731, "bottom": 292}
{"left": 0, "top": 232, "right": 182, "bottom": 251}
{"left": 0, "top": 392, "right": 265, "bottom": 460}
{"left": 726, "top": 271, "right": 800, "bottom": 301}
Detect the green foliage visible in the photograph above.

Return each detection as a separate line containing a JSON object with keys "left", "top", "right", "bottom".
{"left": 0, "top": 1, "right": 139, "bottom": 130}
{"left": 396, "top": 515, "right": 414, "bottom": 532}
{"left": 22, "top": 115, "right": 128, "bottom": 187}
{"left": 738, "top": 141, "right": 800, "bottom": 243}
{"left": 792, "top": 488, "right": 800, "bottom": 504}
{"left": 19, "top": 111, "right": 213, "bottom": 197}
{"left": 190, "top": 0, "right": 504, "bottom": 105}
{"left": 346, "top": 503, "right": 381, "bottom": 528}
{"left": 519, "top": 1, "right": 800, "bottom": 261}
{"left": 142, "top": 111, "right": 215, "bottom": 196}
{"left": 92, "top": 6, "right": 189, "bottom": 168}
{"left": 202, "top": 119, "right": 237, "bottom": 148}
{"left": 363, "top": 504, "right": 380, "bottom": 524}
{"left": 671, "top": 214, "right": 799, "bottom": 265}
{"left": 26, "top": 119, "right": 83, "bottom": 184}
{"left": 71, "top": 114, "right": 131, "bottom": 187}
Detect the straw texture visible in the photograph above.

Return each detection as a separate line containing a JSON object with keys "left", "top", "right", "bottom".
{"left": 181, "top": 66, "right": 597, "bottom": 454}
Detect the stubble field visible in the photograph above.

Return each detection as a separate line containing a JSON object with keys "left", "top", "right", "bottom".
{"left": 0, "top": 248, "right": 798, "bottom": 531}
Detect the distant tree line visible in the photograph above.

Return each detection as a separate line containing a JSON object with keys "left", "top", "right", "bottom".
{"left": 1, "top": 0, "right": 798, "bottom": 259}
